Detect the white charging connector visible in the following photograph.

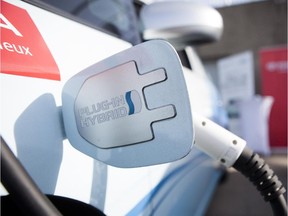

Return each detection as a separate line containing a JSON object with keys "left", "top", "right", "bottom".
{"left": 193, "top": 113, "right": 246, "bottom": 168}
{"left": 193, "top": 113, "right": 287, "bottom": 216}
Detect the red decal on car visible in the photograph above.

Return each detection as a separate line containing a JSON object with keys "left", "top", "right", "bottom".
{"left": 0, "top": 1, "right": 61, "bottom": 80}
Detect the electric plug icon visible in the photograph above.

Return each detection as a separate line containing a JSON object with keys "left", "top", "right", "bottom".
{"left": 75, "top": 61, "right": 176, "bottom": 148}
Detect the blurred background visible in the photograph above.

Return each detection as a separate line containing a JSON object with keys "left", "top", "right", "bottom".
{"left": 176, "top": 1, "right": 287, "bottom": 215}
{"left": 170, "top": 1, "right": 287, "bottom": 215}
{"left": 138, "top": 1, "right": 287, "bottom": 215}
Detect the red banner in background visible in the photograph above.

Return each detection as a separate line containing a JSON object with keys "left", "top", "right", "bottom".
{"left": 0, "top": 1, "right": 60, "bottom": 80}
{"left": 260, "top": 46, "right": 287, "bottom": 148}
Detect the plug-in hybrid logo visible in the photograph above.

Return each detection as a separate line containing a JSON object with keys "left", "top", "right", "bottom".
{"left": 125, "top": 90, "right": 142, "bottom": 115}
{"left": 77, "top": 90, "right": 142, "bottom": 127}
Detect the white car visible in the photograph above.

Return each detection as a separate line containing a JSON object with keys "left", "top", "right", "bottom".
{"left": 1, "top": 1, "right": 227, "bottom": 215}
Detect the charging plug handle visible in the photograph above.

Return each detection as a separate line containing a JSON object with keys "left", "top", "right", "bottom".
{"left": 193, "top": 113, "right": 246, "bottom": 167}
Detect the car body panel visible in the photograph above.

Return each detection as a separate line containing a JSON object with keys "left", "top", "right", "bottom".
{"left": 1, "top": 1, "right": 224, "bottom": 215}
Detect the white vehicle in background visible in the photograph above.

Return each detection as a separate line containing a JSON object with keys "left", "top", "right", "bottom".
{"left": 1, "top": 0, "right": 227, "bottom": 215}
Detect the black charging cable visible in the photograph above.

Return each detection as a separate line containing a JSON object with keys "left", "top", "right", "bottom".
{"left": 1, "top": 136, "right": 62, "bottom": 216}
{"left": 233, "top": 147, "right": 287, "bottom": 216}
{"left": 193, "top": 114, "right": 287, "bottom": 216}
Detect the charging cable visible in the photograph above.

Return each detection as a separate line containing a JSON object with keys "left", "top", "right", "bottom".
{"left": 193, "top": 113, "right": 287, "bottom": 216}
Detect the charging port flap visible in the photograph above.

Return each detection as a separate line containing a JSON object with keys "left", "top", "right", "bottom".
{"left": 62, "top": 40, "right": 193, "bottom": 168}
